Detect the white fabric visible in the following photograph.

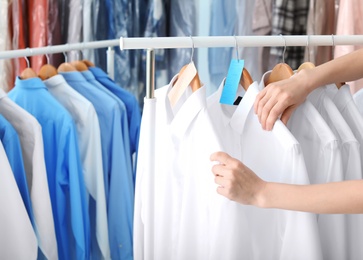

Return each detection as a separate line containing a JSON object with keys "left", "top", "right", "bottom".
{"left": 135, "top": 75, "right": 223, "bottom": 259}
{"left": 308, "top": 86, "right": 361, "bottom": 182}
{"left": 308, "top": 85, "right": 363, "bottom": 259}
{"left": 0, "top": 140, "right": 38, "bottom": 260}
{"left": 206, "top": 80, "right": 323, "bottom": 260}
{"left": 0, "top": 88, "right": 57, "bottom": 260}
{"left": 325, "top": 84, "right": 363, "bottom": 259}
{"left": 260, "top": 73, "right": 346, "bottom": 259}
{"left": 44, "top": 75, "right": 110, "bottom": 259}
{"left": 67, "top": 0, "right": 82, "bottom": 62}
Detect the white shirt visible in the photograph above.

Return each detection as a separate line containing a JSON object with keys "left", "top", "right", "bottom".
{"left": 206, "top": 80, "right": 323, "bottom": 260}
{"left": 308, "top": 86, "right": 361, "bottom": 182}
{"left": 0, "top": 89, "right": 58, "bottom": 260}
{"left": 324, "top": 84, "right": 363, "bottom": 259}
{"left": 135, "top": 75, "right": 222, "bottom": 259}
{"left": 0, "top": 140, "right": 38, "bottom": 260}
{"left": 44, "top": 75, "right": 110, "bottom": 259}
{"left": 261, "top": 74, "right": 346, "bottom": 259}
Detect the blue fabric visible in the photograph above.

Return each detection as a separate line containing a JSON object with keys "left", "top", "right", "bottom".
{"left": 9, "top": 77, "right": 90, "bottom": 260}
{"left": 61, "top": 71, "right": 135, "bottom": 260}
{"left": 89, "top": 66, "right": 141, "bottom": 174}
{"left": 0, "top": 115, "right": 34, "bottom": 225}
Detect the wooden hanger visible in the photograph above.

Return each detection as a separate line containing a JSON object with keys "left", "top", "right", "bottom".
{"left": 71, "top": 60, "right": 89, "bottom": 71}
{"left": 82, "top": 59, "right": 95, "bottom": 67}
{"left": 176, "top": 63, "right": 201, "bottom": 92}
{"left": 297, "top": 61, "right": 315, "bottom": 72}
{"left": 265, "top": 63, "right": 293, "bottom": 85}
{"left": 240, "top": 68, "right": 253, "bottom": 91}
{"left": 20, "top": 56, "right": 38, "bottom": 79}
{"left": 38, "top": 64, "right": 58, "bottom": 80}
{"left": 20, "top": 67, "right": 38, "bottom": 79}
{"left": 57, "top": 62, "right": 77, "bottom": 72}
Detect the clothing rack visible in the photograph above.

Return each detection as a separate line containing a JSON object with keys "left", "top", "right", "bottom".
{"left": 1, "top": 35, "right": 363, "bottom": 97}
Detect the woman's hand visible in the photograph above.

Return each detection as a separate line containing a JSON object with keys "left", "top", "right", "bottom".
{"left": 210, "top": 151, "right": 266, "bottom": 207}
{"left": 254, "top": 70, "right": 312, "bottom": 131}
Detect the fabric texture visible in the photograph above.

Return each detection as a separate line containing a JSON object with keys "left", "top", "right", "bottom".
{"left": 44, "top": 74, "right": 110, "bottom": 260}
{"left": 0, "top": 88, "right": 57, "bottom": 260}
{"left": 9, "top": 77, "right": 90, "bottom": 260}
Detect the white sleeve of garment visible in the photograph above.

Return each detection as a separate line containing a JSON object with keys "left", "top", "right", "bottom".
{"left": 280, "top": 143, "right": 323, "bottom": 260}
{"left": 82, "top": 104, "right": 110, "bottom": 259}
{"left": 31, "top": 120, "right": 58, "bottom": 260}
{"left": 0, "top": 141, "right": 38, "bottom": 260}
{"left": 133, "top": 98, "right": 157, "bottom": 260}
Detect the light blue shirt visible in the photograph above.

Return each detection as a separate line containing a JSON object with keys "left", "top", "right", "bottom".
{"left": 89, "top": 66, "right": 141, "bottom": 168}
{"left": 0, "top": 114, "right": 34, "bottom": 225}
{"left": 61, "top": 71, "right": 135, "bottom": 260}
{"left": 9, "top": 77, "right": 90, "bottom": 260}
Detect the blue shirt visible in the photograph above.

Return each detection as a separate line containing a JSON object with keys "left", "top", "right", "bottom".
{"left": 9, "top": 77, "right": 90, "bottom": 260}
{"left": 0, "top": 115, "right": 34, "bottom": 225}
{"left": 61, "top": 71, "right": 135, "bottom": 260}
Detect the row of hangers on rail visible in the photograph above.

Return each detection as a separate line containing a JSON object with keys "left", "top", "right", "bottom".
{"left": 20, "top": 49, "right": 96, "bottom": 81}
{"left": 168, "top": 34, "right": 345, "bottom": 108}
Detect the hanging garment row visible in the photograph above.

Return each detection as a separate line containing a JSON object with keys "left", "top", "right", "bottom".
{"left": 135, "top": 49, "right": 363, "bottom": 259}
{"left": 0, "top": 60, "right": 141, "bottom": 260}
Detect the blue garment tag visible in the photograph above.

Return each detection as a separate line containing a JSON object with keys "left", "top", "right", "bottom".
{"left": 220, "top": 59, "right": 244, "bottom": 105}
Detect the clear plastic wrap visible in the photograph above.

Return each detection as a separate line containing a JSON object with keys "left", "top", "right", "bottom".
{"left": 48, "top": 0, "right": 63, "bottom": 67}
{"left": 66, "top": 0, "right": 83, "bottom": 62}
{"left": 168, "top": 0, "right": 198, "bottom": 79}
{"left": 0, "top": 0, "right": 13, "bottom": 91}
{"left": 28, "top": 0, "right": 47, "bottom": 73}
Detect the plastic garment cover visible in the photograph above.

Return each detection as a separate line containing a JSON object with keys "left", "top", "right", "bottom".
{"left": 305, "top": 0, "right": 335, "bottom": 65}
{"left": 83, "top": 0, "right": 95, "bottom": 63}
{"left": 335, "top": 0, "right": 363, "bottom": 94}
{"left": 208, "top": 0, "right": 236, "bottom": 88}
{"left": 168, "top": 0, "right": 198, "bottom": 79}
{"left": 112, "top": 0, "right": 132, "bottom": 94}
{"left": 48, "top": 0, "right": 64, "bottom": 68}
{"left": 67, "top": 0, "right": 83, "bottom": 62}
{"left": 28, "top": 0, "right": 48, "bottom": 73}
{"left": 58, "top": 0, "right": 70, "bottom": 44}
{"left": 11, "top": 0, "right": 27, "bottom": 79}
{"left": 140, "top": 0, "right": 167, "bottom": 100}
{"left": 0, "top": 0, "right": 13, "bottom": 92}
{"left": 94, "top": 0, "right": 108, "bottom": 72}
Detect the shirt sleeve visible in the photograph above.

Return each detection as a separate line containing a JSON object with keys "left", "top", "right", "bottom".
{"left": 108, "top": 106, "right": 135, "bottom": 260}
{"left": 57, "top": 121, "right": 90, "bottom": 260}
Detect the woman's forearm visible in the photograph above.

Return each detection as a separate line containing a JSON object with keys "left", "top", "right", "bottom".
{"left": 259, "top": 180, "right": 363, "bottom": 214}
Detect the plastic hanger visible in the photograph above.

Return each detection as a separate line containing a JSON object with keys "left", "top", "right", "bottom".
{"left": 168, "top": 36, "right": 201, "bottom": 107}
{"left": 38, "top": 52, "right": 58, "bottom": 80}
{"left": 265, "top": 34, "right": 293, "bottom": 85}
{"left": 57, "top": 49, "right": 77, "bottom": 72}
{"left": 20, "top": 50, "right": 38, "bottom": 79}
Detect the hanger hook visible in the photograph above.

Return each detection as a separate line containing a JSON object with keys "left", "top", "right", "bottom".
{"left": 331, "top": 34, "right": 335, "bottom": 59}
{"left": 279, "top": 34, "right": 287, "bottom": 64}
{"left": 24, "top": 48, "right": 32, "bottom": 68}
{"left": 189, "top": 35, "right": 194, "bottom": 63}
{"left": 234, "top": 35, "right": 240, "bottom": 62}
{"left": 45, "top": 46, "right": 51, "bottom": 64}
{"left": 306, "top": 35, "right": 310, "bottom": 62}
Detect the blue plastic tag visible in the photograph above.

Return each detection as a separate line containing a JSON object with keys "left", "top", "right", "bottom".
{"left": 220, "top": 59, "right": 244, "bottom": 105}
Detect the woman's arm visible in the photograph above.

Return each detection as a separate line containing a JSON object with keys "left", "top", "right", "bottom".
{"left": 211, "top": 151, "right": 363, "bottom": 214}
{"left": 254, "top": 48, "right": 363, "bottom": 130}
